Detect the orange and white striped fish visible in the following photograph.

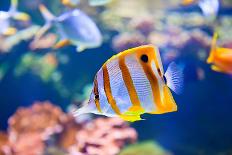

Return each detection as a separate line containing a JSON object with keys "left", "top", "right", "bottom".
{"left": 74, "top": 45, "right": 184, "bottom": 122}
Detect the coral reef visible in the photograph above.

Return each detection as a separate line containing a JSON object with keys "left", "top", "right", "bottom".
{"left": 129, "top": 16, "right": 155, "bottom": 36}
{"left": 112, "top": 33, "right": 146, "bottom": 52}
{"left": 8, "top": 101, "right": 65, "bottom": 138}
{"left": 0, "top": 132, "right": 8, "bottom": 155}
{"left": 1, "top": 102, "right": 137, "bottom": 155}
{"left": 68, "top": 118, "right": 137, "bottom": 155}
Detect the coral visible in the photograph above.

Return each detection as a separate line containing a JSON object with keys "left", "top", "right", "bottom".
{"left": 68, "top": 117, "right": 137, "bottom": 155}
{"left": 3, "top": 102, "right": 137, "bottom": 155}
{"left": 129, "top": 16, "right": 155, "bottom": 36}
{"left": 112, "top": 33, "right": 146, "bottom": 52}
{"left": 57, "top": 115, "right": 82, "bottom": 149}
{"left": 0, "top": 132, "right": 8, "bottom": 155}
{"left": 119, "top": 141, "right": 171, "bottom": 155}
{"left": 222, "top": 41, "right": 232, "bottom": 49}
{"left": 8, "top": 101, "right": 66, "bottom": 139}
{"left": 8, "top": 132, "right": 45, "bottom": 155}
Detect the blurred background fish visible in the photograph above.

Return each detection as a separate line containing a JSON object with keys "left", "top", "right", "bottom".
{"left": 0, "top": 0, "right": 30, "bottom": 36}
{"left": 61, "top": 0, "right": 80, "bottom": 8}
{"left": 207, "top": 32, "right": 232, "bottom": 74}
{"left": 182, "top": 0, "right": 219, "bottom": 17}
{"left": 74, "top": 45, "right": 184, "bottom": 122}
{"left": 34, "top": 4, "right": 103, "bottom": 52}
{"left": 61, "top": 0, "right": 113, "bottom": 7}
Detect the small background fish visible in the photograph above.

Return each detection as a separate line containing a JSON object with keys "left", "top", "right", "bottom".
{"left": 34, "top": 4, "right": 102, "bottom": 52}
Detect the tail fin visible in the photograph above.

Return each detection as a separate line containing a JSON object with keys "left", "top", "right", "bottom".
{"left": 207, "top": 32, "right": 218, "bottom": 63}
{"left": 34, "top": 5, "right": 55, "bottom": 41}
{"left": 39, "top": 4, "right": 56, "bottom": 22}
{"left": 165, "top": 62, "right": 184, "bottom": 95}
{"left": 9, "top": 0, "right": 17, "bottom": 14}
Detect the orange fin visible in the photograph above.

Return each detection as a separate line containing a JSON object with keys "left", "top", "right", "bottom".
{"left": 163, "top": 85, "right": 178, "bottom": 113}
{"left": 149, "top": 86, "right": 177, "bottom": 114}
{"left": 53, "top": 39, "right": 71, "bottom": 49}
{"left": 211, "top": 65, "right": 227, "bottom": 73}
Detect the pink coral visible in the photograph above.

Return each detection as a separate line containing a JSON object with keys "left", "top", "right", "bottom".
{"left": 129, "top": 16, "right": 155, "bottom": 36}
{"left": 112, "top": 33, "right": 146, "bottom": 52}
{"left": 8, "top": 101, "right": 66, "bottom": 139}
{"left": 57, "top": 114, "right": 82, "bottom": 149}
{"left": 0, "top": 132, "right": 8, "bottom": 155}
{"left": 3, "top": 102, "right": 138, "bottom": 155}
{"left": 68, "top": 118, "right": 137, "bottom": 155}
{"left": 8, "top": 132, "right": 45, "bottom": 155}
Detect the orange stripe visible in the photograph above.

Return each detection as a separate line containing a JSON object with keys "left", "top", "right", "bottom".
{"left": 93, "top": 76, "right": 102, "bottom": 113}
{"left": 136, "top": 53, "right": 165, "bottom": 113}
{"left": 118, "top": 55, "right": 141, "bottom": 109}
{"left": 102, "top": 65, "right": 121, "bottom": 115}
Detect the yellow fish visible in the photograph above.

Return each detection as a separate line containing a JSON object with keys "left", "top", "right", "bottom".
{"left": 181, "top": 0, "right": 197, "bottom": 5}
{"left": 207, "top": 33, "right": 232, "bottom": 75}
{"left": 74, "top": 45, "right": 184, "bottom": 122}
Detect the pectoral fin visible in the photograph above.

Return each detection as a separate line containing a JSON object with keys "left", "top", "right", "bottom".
{"left": 53, "top": 39, "right": 71, "bottom": 49}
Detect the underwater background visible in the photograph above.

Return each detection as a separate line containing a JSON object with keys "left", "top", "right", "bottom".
{"left": 0, "top": 0, "right": 232, "bottom": 155}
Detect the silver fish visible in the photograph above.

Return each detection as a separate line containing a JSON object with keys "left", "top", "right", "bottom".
{"left": 36, "top": 4, "right": 102, "bottom": 52}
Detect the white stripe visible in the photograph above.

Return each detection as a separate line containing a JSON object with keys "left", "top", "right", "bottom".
{"left": 125, "top": 54, "right": 156, "bottom": 112}
{"left": 106, "top": 58, "right": 132, "bottom": 113}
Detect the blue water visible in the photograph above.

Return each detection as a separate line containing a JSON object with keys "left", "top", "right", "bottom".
{"left": 0, "top": 1, "right": 232, "bottom": 154}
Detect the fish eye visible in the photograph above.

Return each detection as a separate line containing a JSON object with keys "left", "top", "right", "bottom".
{"left": 95, "top": 94, "right": 99, "bottom": 100}
{"left": 140, "top": 54, "right": 148, "bottom": 63}
{"left": 163, "top": 75, "right": 167, "bottom": 84}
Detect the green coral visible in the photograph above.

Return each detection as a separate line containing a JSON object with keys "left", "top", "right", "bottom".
{"left": 119, "top": 141, "right": 171, "bottom": 155}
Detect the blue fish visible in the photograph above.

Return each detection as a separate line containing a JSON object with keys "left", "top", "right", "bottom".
{"left": 36, "top": 4, "right": 103, "bottom": 52}
{"left": 0, "top": 0, "right": 30, "bottom": 36}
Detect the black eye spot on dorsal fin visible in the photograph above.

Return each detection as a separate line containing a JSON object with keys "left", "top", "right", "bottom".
{"left": 141, "top": 54, "right": 148, "bottom": 63}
